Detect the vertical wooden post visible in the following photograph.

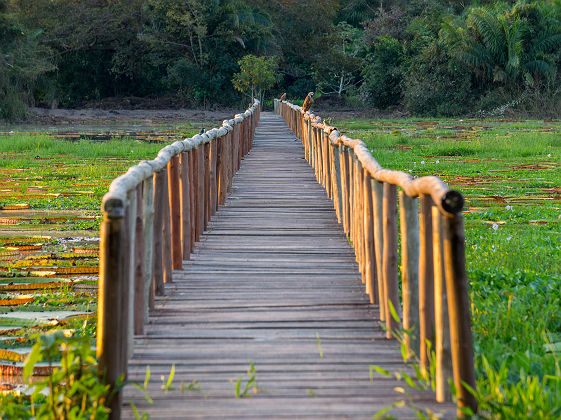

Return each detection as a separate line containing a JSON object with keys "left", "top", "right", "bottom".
{"left": 326, "top": 134, "right": 333, "bottom": 199}
{"left": 162, "top": 167, "right": 172, "bottom": 284}
{"left": 220, "top": 132, "right": 230, "bottom": 204}
{"left": 142, "top": 177, "right": 154, "bottom": 315}
{"left": 399, "top": 191, "right": 420, "bottom": 357}
{"left": 355, "top": 158, "right": 364, "bottom": 276}
{"left": 372, "top": 179, "right": 385, "bottom": 322}
{"left": 307, "top": 120, "right": 312, "bottom": 162}
{"left": 335, "top": 147, "right": 343, "bottom": 224}
{"left": 347, "top": 149, "right": 354, "bottom": 241}
{"left": 216, "top": 135, "right": 225, "bottom": 209}
{"left": 323, "top": 132, "right": 330, "bottom": 194}
{"left": 152, "top": 171, "right": 164, "bottom": 296}
{"left": 189, "top": 150, "right": 196, "bottom": 249}
{"left": 443, "top": 213, "right": 477, "bottom": 416}
{"left": 238, "top": 120, "right": 243, "bottom": 167}
{"left": 168, "top": 156, "right": 182, "bottom": 270}
{"left": 433, "top": 206, "right": 452, "bottom": 402}
{"left": 318, "top": 129, "right": 324, "bottom": 186}
{"left": 97, "top": 198, "right": 128, "bottom": 420}
{"left": 363, "top": 171, "right": 376, "bottom": 303}
{"left": 196, "top": 145, "right": 205, "bottom": 237}
{"left": 311, "top": 126, "right": 316, "bottom": 174}
{"left": 419, "top": 194, "right": 435, "bottom": 370}
{"left": 180, "top": 152, "right": 191, "bottom": 260}
{"left": 134, "top": 183, "right": 145, "bottom": 336}
{"left": 340, "top": 147, "right": 349, "bottom": 235}
{"left": 204, "top": 142, "right": 210, "bottom": 228}
{"left": 209, "top": 138, "right": 218, "bottom": 217}
{"left": 383, "top": 183, "right": 399, "bottom": 338}
{"left": 126, "top": 189, "right": 136, "bottom": 359}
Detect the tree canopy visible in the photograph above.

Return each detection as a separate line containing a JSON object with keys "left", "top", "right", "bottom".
{"left": 2, "top": 0, "right": 561, "bottom": 119}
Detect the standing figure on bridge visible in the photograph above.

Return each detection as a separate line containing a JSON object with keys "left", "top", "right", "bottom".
{"left": 279, "top": 93, "right": 287, "bottom": 101}
{"left": 302, "top": 92, "right": 314, "bottom": 112}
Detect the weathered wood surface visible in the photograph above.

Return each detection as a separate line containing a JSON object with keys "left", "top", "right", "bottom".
{"left": 122, "top": 113, "right": 454, "bottom": 419}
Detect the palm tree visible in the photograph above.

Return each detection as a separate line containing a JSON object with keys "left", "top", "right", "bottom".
{"left": 440, "top": 3, "right": 561, "bottom": 88}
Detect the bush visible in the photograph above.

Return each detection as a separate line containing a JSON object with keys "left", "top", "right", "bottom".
{"left": 403, "top": 42, "right": 474, "bottom": 116}
{"left": 0, "top": 87, "right": 29, "bottom": 121}
{"left": 360, "top": 36, "right": 404, "bottom": 109}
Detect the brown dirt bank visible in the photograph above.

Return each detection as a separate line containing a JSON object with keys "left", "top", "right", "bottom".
{"left": 29, "top": 107, "right": 239, "bottom": 125}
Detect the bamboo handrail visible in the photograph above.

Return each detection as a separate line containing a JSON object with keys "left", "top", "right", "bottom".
{"left": 275, "top": 99, "right": 476, "bottom": 417}
{"left": 97, "top": 100, "right": 260, "bottom": 420}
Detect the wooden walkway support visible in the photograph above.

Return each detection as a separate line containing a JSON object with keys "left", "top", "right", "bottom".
{"left": 120, "top": 113, "right": 455, "bottom": 419}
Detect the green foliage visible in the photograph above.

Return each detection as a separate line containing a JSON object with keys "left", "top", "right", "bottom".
{"left": 335, "top": 116, "right": 561, "bottom": 417}
{"left": 233, "top": 360, "right": 260, "bottom": 398}
{"left": 0, "top": 331, "right": 116, "bottom": 419}
{"left": 312, "top": 22, "right": 362, "bottom": 97}
{"left": 403, "top": 41, "right": 473, "bottom": 116}
{"left": 440, "top": 2, "right": 561, "bottom": 89}
{"left": 232, "top": 54, "right": 278, "bottom": 104}
{"left": 360, "top": 36, "right": 404, "bottom": 109}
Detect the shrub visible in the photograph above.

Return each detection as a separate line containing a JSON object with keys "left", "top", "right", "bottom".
{"left": 403, "top": 41, "right": 474, "bottom": 116}
{"left": 360, "top": 36, "right": 404, "bottom": 109}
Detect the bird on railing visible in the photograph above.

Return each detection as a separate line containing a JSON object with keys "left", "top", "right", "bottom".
{"left": 200, "top": 128, "right": 205, "bottom": 134}
{"left": 279, "top": 93, "right": 287, "bottom": 101}
{"left": 302, "top": 92, "right": 314, "bottom": 112}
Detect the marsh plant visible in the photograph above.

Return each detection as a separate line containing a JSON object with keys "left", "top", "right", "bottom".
{"left": 0, "top": 331, "right": 117, "bottom": 419}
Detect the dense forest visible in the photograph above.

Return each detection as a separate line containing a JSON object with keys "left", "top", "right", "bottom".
{"left": 2, "top": 0, "right": 561, "bottom": 119}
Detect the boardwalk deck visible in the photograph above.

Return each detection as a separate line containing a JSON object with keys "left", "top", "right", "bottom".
{"left": 122, "top": 113, "right": 454, "bottom": 419}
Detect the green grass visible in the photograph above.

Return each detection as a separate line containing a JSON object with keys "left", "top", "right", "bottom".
{"left": 0, "top": 134, "right": 167, "bottom": 211}
{"left": 335, "top": 116, "right": 561, "bottom": 417}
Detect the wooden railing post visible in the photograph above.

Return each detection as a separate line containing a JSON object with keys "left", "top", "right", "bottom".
{"left": 152, "top": 170, "right": 164, "bottom": 296}
{"left": 126, "top": 189, "right": 136, "bottom": 358}
{"left": 196, "top": 145, "right": 205, "bottom": 238}
{"left": 133, "top": 183, "right": 145, "bottom": 336}
{"left": 168, "top": 156, "right": 182, "bottom": 270}
{"left": 180, "top": 152, "right": 191, "bottom": 260}
{"left": 210, "top": 137, "right": 218, "bottom": 215}
{"left": 325, "top": 132, "right": 333, "bottom": 199}
{"left": 419, "top": 194, "right": 435, "bottom": 370}
{"left": 371, "top": 179, "right": 385, "bottom": 322}
{"left": 382, "top": 183, "right": 399, "bottom": 337}
{"left": 399, "top": 191, "right": 420, "bottom": 357}
{"left": 332, "top": 143, "right": 342, "bottom": 223}
{"left": 433, "top": 206, "right": 452, "bottom": 402}
{"left": 142, "top": 176, "right": 154, "bottom": 314}
{"left": 340, "top": 147, "right": 350, "bottom": 235}
{"left": 162, "top": 167, "right": 172, "bottom": 284}
{"left": 443, "top": 213, "right": 477, "bottom": 416}
{"left": 204, "top": 142, "right": 211, "bottom": 228}
{"left": 97, "top": 198, "right": 128, "bottom": 420}
{"left": 363, "top": 171, "right": 376, "bottom": 303}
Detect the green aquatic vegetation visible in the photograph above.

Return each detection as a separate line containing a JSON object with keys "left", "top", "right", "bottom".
{"left": 335, "top": 116, "right": 561, "bottom": 417}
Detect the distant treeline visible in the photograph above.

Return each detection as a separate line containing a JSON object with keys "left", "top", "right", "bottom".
{"left": 2, "top": 0, "right": 561, "bottom": 119}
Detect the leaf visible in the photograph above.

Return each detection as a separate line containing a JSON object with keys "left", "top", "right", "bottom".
{"left": 369, "top": 365, "right": 390, "bottom": 381}
{"left": 23, "top": 340, "right": 42, "bottom": 382}
{"left": 372, "top": 401, "right": 403, "bottom": 419}
{"left": 316, "top": 332, "right": 323, "bottom": 359}
{"left": 144, "top": 366, "right": 151, "bottom": 390}
{"left": 388, "top": 300, "right": 400, "bottom": 323}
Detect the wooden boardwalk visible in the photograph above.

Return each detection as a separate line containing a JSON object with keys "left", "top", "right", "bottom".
{"left": 122, "top": 113, "right": 454, "bottom": 419}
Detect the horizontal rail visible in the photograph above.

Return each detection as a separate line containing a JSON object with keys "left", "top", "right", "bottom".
{"left": 97, "top": 100, "right": 260, "bottom": 420}
{"left": 275, "top": 99, "right": 476, "bottom": 417}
